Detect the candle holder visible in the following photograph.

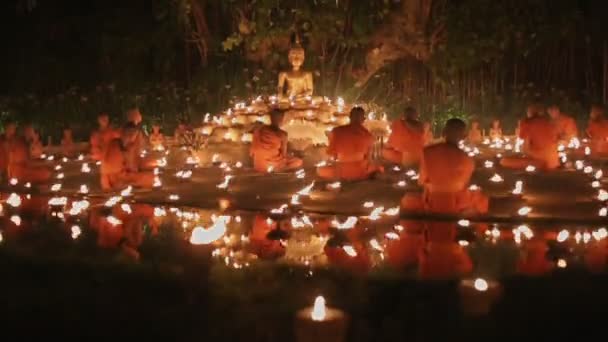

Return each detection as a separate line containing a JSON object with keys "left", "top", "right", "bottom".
{"left": 458, "top": 278, "right": 502, "bottom": 316}
{"left": 294, "top": 296, "right": 349, "bottom": 342}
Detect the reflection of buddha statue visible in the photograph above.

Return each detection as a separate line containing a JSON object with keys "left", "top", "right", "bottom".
{"left": 277, "top": 43, "right": 313, "bottom": 102}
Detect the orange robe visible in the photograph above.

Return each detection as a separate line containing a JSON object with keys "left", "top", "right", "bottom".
{"left": 149, "top": 132, "right": 165, "bottom": 150}
{"left": 402, "top": 142, "right": 489, "bottom": 215}
{"left": 100, "top": 138, "right": 154, "bottom": 191}
{"left": 0, "top": 134, "right": 11, "bottom": 175}
{"left": 517, "top": 240, "right": 552, "bottom": 276}
{"left": 90, "top": 127, "right": 119, "bottom": 161}
{"left": 318, "top": 123, "right": 383, "bottom": 180}
{"left": 7, "top": 137, "right": 51, "bottom": 183}
{"left": 501, "top": 116, "right": 560, "bottom": 170}
{"left": 382, "top": 119, "right": 425, "bottom": 165}
{"left": 249, "top": 214, "right": 286, "bottom": 259}
{"left": 61, "top": 137, "right": 76, "bottom": 157}
{"left": 28, "top": 137, "right": 43, "bottom": 159}
{"left": 553, "top": 114, "right": 578, "bottom": 142}
{"left": 418, "top": 242, "right": 473, "bottom": 280}
{"left": 587, "top": 119, "right": 608, "bottom": 156}
{"left": 250, "top": 125, "right": 302, "bottom": 172}
{"left": 467, "top": 128, "right": 483, "bottom": 144}
{"left": 489, "top": 127, "right": 502, "bottom": 141}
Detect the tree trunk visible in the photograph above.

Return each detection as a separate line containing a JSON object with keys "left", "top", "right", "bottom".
{"left": 353, "top": 0, "right": 445, "bottom": 87}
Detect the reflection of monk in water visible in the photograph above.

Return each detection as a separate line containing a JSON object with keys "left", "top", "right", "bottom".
{"left": 100, "top": 123, "right": 154, "bottom": 191}
{"left": 250, "top": 109, "right": 302, "bottom": 173}
{"left": 586, "top": 105, "right": 608, "bottom": 157}
{"left": 317, "top": 107, "right": 383, "bottom": 180}
{"left": 382, "top": 107, "right": 425, "bottom": 165}
{"left": 90, "top": 113, "right": 119, "bottom": 161}
{"left": 401, "top": 118, "right": 488, "bottom": 216}
{"left": 0, "top": 121, "right": 18, "bottom": 177}
{"left": 501, "top": 104, "right": 560, "bottom": 170}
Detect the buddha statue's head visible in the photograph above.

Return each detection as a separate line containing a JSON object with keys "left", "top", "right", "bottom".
{"left": 288, "top": 45, "right": 305, "bottom": 71}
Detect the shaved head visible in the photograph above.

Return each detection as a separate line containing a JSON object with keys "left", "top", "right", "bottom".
{"left": 443, "top": 118, "right": 467, "bottom": 144}
{"left": 270, "top": 109, "right": 285, "bottom": 127}
{"left": 404, "top": 107, "right": 418, "bottom": 121}
{"left": 350, "top": 106, "right": 365, "bottom": 125}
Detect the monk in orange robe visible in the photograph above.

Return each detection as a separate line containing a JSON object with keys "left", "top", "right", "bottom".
{"left": 547, "top": 105, "right": 578, "bottom": 143}
{"left": 0, "top": 121, "right": 18, "bottom": 177}
{"left": 90, "top": 113, "right": 119, "bottom": 161}
{"left": 467, "top": 120, "right": 483, "bottom": 144}
{"left": 382, "top": 107, "right": 425, "bottom": 165}
{"left": 401, "top": 118, "right": 489, "bottom": 216}
{"left": 60, "top": 127, "right": 76, "bottom": 157}
{"left": 100, "top": 123, "right": 154, "bottom": 191}
{"left": 149, "top": 123, "right": 165, "bottom": 151}
{"left": 126, "top": 107, "right": 147, "bottom": 153}
{"left": 318, "top": 107, "right": 383, "bottom": 180}
{"left": 489, "top": 119, "right": 503, "bottom": 141}
{"left": 586, "top": 105, "right": 608, "bottom": 157}
{"left": 7, "top": 133, "right": 51, "bottom": 184}
{"left": 250, "top": 109, "right": 302, "bottom": 172}
{"left": 501, "top": 104, "right": 560, "bottom": 170}
{"left": 23, "top": 124, "right": 43, "bottom": 159}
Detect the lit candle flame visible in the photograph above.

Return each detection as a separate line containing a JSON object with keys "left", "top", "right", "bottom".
{"left": 598, "top": 189, "right": 608, "bottom": 201}
{"left": 342, "top": 245, "right": 357, "bottom": 257}
{"left": 6, "top": 193, "right": 22, "bottom": 207}
{"left": 556, "top": 229, "right": 569, "bottom": 242}
{"left": 10, "top": 215, "right": 21, "bottom": 226}
{"left": 77, "top": 160, "right": 89, "bottom": 172}
{"left": 189, "top": 216, "right": 228, "bottom": 245}
{"left": 512, "top": 180, "right": 523, "bottom": 195}
{"left": 311, "top": 296, "right": 327, "bottom": 321}
{"left": 473, "top": 278, "right": 488, "bottom": 292}
{"left": 517, "top": 206, "right": 532, "bottom": 216}
{"left": 490, "top": 173, "right": 504, "bottom": 183}
{"left": 71, "top": 225, "right": 81, "bottom": 239}
{"left": 106, "top": 215, "right": 122, "bottom": 226}
{"left": 297, "top": 182, "right": 315, "bottom": 196}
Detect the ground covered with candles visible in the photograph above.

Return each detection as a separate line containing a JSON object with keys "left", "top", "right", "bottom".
{"left": 1, "top": 140, "right": 608, "bottom": 340}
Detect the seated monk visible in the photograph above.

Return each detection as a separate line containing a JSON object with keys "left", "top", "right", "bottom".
{"left": 100, "top": 123, "right": 154, "bottom": 191}
{"left": 586, "top": 105, "right": 608, "bottom": 157}
{"left": 422, "top": 122, "right": 434, "bottom": 145}
{"left": 548, "top": 105, "right": 578, "bottom": 143}
{"left": 318, "top": 107, "right": 383, "bottom": 180}
{"left": 174, "top": 121, "right": 188, "bottom": 145}
{"left": 467, "top": 119, "right": 483, "bottom": 145}
{"left": 401, "top": 118, "right": 489, "bottom": 215}
{"left": 90, "top": 113, "right": 119, "bottom": 161}
{"left": 60, "top": 127, "right": 77, "bottom": 158}
{"left": 501, "top": 104, "right": 560, "bottom": 170}
{"left": 126, "top": 107, "right": 147, "bottom": 154}
{"left": 250, "top": 109, "right": 302, "bottom": 172}
{"left": 489, "top": 119, "right": 503, "bottom": 141}
{"left": 381, "top": 106, "right": 425, "bottom": 165}
{"left": 0, "top": 121, "right": 18, "bottom": 177}
{"left": 149, "top": 123, "right": 165, "bottom": 151}
{"left": 23, "top": 124, "right": 43, "bottom": 159}
{"left": 7, "top": 132, "right": 51, "bottom": 184}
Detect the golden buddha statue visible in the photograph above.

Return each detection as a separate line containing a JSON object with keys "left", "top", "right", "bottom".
{"left": 277, "top": 43, "right": 313, "bottom": 102}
